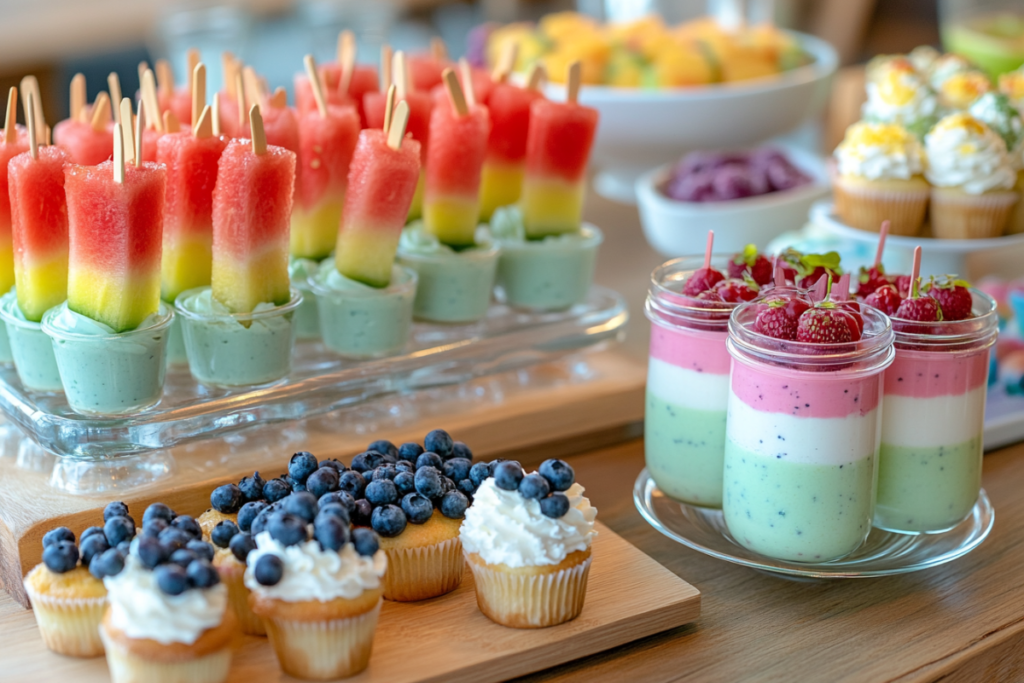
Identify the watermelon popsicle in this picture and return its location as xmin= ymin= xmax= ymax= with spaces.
xmin=521 ymin=62 xmax=598 ymax=238
xmin=53 ymin=90 xmax=114 ymax=165
xmin=422 ymin=68 xmax=490 ymax=247
xmin=0 ymin=88 xmax=28 ymax=299
xmin=410 ymin=38 xmax=452 ymax=92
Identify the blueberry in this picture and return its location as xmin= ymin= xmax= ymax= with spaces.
xmin=254 ymin=555 xmax=284 ymax=586
xmin=169 ymin=548 xmax=197 ymax=569
xmin=43 ymin=540 xmax=79 ymax=573
xmin=367 ymin=440 xmax=399 ymax=461
xmin=319 ymin=459 xmax=346 ymax=473
xmin=457 ymin=478 xmax=476 ymax=497
xmin=314 ymin=514 xmax=349 ymax=551
xmin=415 ymin=452 xmax=443 ymax=471
xmin=319 ymin=491 xmax=355 ymax=515
xmin=352 ymin=528 xmax=379 ymax=557
xmin=171 ymin=515 xmax=201 ymax=539
xmin=283 ymin=491 xmax=319 ymax=523
xmin=395 ymin=460 xmax=416 ymax=474
xmin=441 ymin=476 xmax=455 ymax=494
xmin=143 ymin=503 xmax=175 ymax=525
xmin=540 ymin=492 xmax=570 ymax=518
xmin=440 ymin=491 xmax=469 ymax=519
xmin=116 ymin=540 xmax=131 ymax=556
xmin=443 ymin=458 xmax=472 ymax=483
xmin=288 ymin=451 xmax=319 ymax=484
xmin=229 ymin=533 xmax=256 ymax=562
xmin=337 ymin=470 xmax=367 ymax=499
xmin=103 ymin=501 xmax=130 ymax=522
xmin=42 ymin=526 xmax=75 ymax=548
xmin=394 ymin=471 xmax=416 ymax=496
xmin=141 ymin=518 xmax=168 ymax=539
xmin=371 ymin=505 xmax=407 ymax=537
xmin=351 ymin=499 xmax=373 ymax=526
xmin=350 ymin=450 xmax=384 ymax=473
xmin=414 ymin=466 xmax=444 ymax=500
xmin=155 ymin=564 xmax=189 ymax=595
xmin=398 ymin=442 xmax=424 ymax=461
xmin=317 ymin=503 xmax=350 ymax=525
xmin=371 ymin=465 xmax=397 ymax=481
xmin=519 ymin=473 xmax=550 ymax=500
xmin=237 ymin=501 xmax=268 ymax=533
xmin=538 ymin=459 xmax=575 ymax=492
xmin=238 ymin=471 xmax=266 ymax=502
xmin=80 ymin=533 xmax=110 ymax=566
xmin=209 ymin=520 xmax=238 ymax=549
xmin=263 ymin=478 xmax=293 ymax=503
xmin=80 ymin=526 xmax=105 ymax=542
xmin=187 ymin=539 xmax=216 ymax=562
xmin=187 ymin=559 xmax=220 ymax=588
xmin=250 ymin=503 xmax=280 ymax=537
xmin=469 ymin=462 xmax=492 ymax=487
xmin=89 ymin=548 xmax=125 ymax=579
xmin=268 ymin=512 xmax=308 ymax=546
xmin=494 ymin=462 xmax=524 ymax=491
xmin=101 ymin=516 xmax=133 ymax=547
xmin=401 ymin=493 xmax=433 ymax=524
xmin=305 ymin=468 xmax=339 ymax=498
xmin=365 ymin=479 xmax=399 ymax=507
xmin=158 ymin=527 xmax=191 ymax=552
xmin=424 ymin=429 xmax=454 ymax=459
xmin=210 ymin=484 xmax=242 ymax=513
xmin=452 ymin=441 xmax=473 ymax=461
xmin=137 ymin=536 xmax=168 ymax=568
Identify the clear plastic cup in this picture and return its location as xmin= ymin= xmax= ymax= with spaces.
xmin=495 ymin=225 xmax=603 ymax=311
xmin=397 ymin=239 xmax=499 ymax=323
xmin=0 ymin=291 xmax=63 ymax=392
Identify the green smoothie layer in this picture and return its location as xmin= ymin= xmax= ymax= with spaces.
xmin=644 ymin=390 xmax=726 ymax=508
xmin=723 ymin=443 xmax=875 ymax=562
xmin=874 ymin=436 xmax=982 ymax=533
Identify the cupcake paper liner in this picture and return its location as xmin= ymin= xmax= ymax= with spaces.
xmin=383 ymin=535 xmax=464 ymax=602
xmin=263 ymin=600 xmax=381 ymax=681
xmin=99 ymin=627 xmax=233 ymax=683
xmin=218 ymin=563 xmax=266 ymax=636
xmin=467 ymin=554 xmax=591 ymax=629
xmin=833 ymin=177 xmax=930 ymax=236
xmin=23 ymin=585 xmax=106 ymax=658
xmin=930 ymin=187 xmax=1019 ymax=239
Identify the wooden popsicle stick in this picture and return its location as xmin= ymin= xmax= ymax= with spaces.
xmin=459 ymin=58 xmax=476 ymax=107
xmin=135 ymin=100 xmax=146 ymax=167
xmin=4 ymin=88 xmax=17 ymax=144
xmin=492 ymin=42 xmax=519 ymax=83
xmin=773 ymin=255 xmax=787 ymax=287
xmin=383 ymin=83 xmax=396 ymax=134
xmin=141 ymin=69 xmax=164 ymax=132
xmin=394 ymin=51 xmax=409 ymax=98
xmin=387 ymin=99 xmax=409 ymax=150
xmin=186 ymin=48 xmax=200 ymax=89
xmin=243 ymin=66 xmax=263 ymax=111
xmin=113 ymin=121 xmax=125 ymax=183
xmin=44 ymin=125 xmax=51 ymax=145
xmin=442 ymin=68 xmax=468 ymax=116
xmin=211 ymin=96 xmax=221 ymax=135
xmin=338 ymin=29 xmax=356 ymax=95
xmin=194 ymin=104 xmax=213 ymax=139
xmin=70 ymin=73 xmax=86 ymax=122
xmin=910 ymin=245 xmax=922 ymax=298
xmin=526 ymin=63 xmax=546 ymax=91
xmin=163 ymin=110 xmax=181 ymax=133
xmin=119 ymin=98 xmax=136 ymax=164
xmin=250 ymin=104 xmax=266 ymax=155
xmin=235 ymin=73 xmax=246 ymax=128
xmin=26 ymin=93 xmax=38 ymax=160
xmin=381 ymin=44 xmax=393 ymax=91
xmin=222 ymin=52 xmax=237 ymax=97
xmin=19 ymin=76 xmax=44 ymax=144
xmin=835 ymin=273 xmax=851 ymax=301
xmin=155 ymin=59 xmax=173 ymax=97
xmin=567 ymin=61 xmax=581 ymax=104
xmin=192 ymin=63 xmax=206 ymax=131
xmin=269 ymin=87 xmax=287 ymax=109
xmin=431 ymin=37 xmax=448 ymax=61
xmin=108 ymin=72 xmax=123 ymax=124
xmin=89 ymin=92 xmax=111 ymax=132
xmin=703 ymin=231 xmax=713 ymax=270
xmin=303 ymin=55 xmax=329 ymax=119
xmin=874 ymin=220 xmax=890 ymax=269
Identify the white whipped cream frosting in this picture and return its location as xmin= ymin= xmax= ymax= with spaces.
xmin=460 ymin=476 xmax=597 ymax=568
xmin=862 ymin=71 xmax=939 ymax=128
xmin=969 ymin=93 xmax=1024 ymax=169
xmin=925 ymin=114 xmax=1017 ymax=193
xmin=835 ymin=123 xmax=926 ymax=181
xmin=243 ymin=531 xmax=387 ymax=603
xmin=103 ymin=554 xmax=227 ymax=645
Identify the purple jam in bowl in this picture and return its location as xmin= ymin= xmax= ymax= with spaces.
xmin=663 ymin=148 xmax=812 ymax=202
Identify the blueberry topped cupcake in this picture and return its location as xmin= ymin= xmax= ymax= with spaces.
xmin=460 ymin=458 xmax=598 ymax=628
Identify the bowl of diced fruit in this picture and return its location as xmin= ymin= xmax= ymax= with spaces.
xmin=471 ymin=12 xmax=838 ymax=202
xmin=636 ymin=145 xmax=830 ymax=257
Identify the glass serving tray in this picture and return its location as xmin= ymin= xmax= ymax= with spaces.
xmin=0 ymin=287 xmax=627 ymax=459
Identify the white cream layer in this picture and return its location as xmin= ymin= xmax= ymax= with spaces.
xmin=881 ymin=385 xmax=986 ymax=447
xmin=647 ymin=357 xmax=730 ymax=410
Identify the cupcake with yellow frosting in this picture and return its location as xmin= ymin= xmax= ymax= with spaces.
xmin=833 ymin=121 xmax=930 ymax=235
xmin=969 ymin=93 xmax=1024 ymax=233
xmin=925 ymin=112 xmax=1019 ymax=238
xmin=938 ymin=71 xmax=992 ymax=110
xmin=861 ymin=65 xmax=940 ymax=138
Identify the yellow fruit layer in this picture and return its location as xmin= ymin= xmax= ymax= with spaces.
xmin=16 ymin=252 xmax=68 ymax=322
xmin=162 ymin=233 xmax=212 ymax=303
xmin=424 ymin=195 xmax=480 ymax=248
xmin=68 ymin=267 xmax=160 ymax=332
xmin=0 ymin=243 xmax=14 ymax=296
xmin=521 ymin=177 xmax=585 ymax=239
xmin=211 ymin=248 xmax=290 ymax=314
xmin=479 ymin=162 xmax=525 ymax=223
xmin=407 ymin=172 xmax=425 ymax=222
xmin=335 ymin=229 xmax=401 ymax=289
xmin=291 ymin=199 xmax=344 ymax=262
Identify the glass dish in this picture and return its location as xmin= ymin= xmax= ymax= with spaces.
xmin=634 ymin=469 xmax=994 ymax=578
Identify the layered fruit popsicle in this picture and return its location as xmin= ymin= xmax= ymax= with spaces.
xmin=0 ymin=88 xmax=29 ymax=297
xmin=478 ymin=77 xmax=544 ymax=221
xmin=422 ymin=69 xmax=490 ymax=247
xmin=53 ymin=92 xmax=114 ymax=165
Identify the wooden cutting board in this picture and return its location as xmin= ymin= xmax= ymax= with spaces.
xmin=0 ymin=522 xmax=700 ymax=683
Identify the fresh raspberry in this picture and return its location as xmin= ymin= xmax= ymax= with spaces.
xmin=856 ymin=265 xmax=888 ymax=298
xmin=683 ymin=267 xmax=725 ymax=296
xmin=893 ymin=274 xmax=912 ymax=298
xmin=864 ymin=284 xmax=902 ymax=316
xmin=693 ymin=289 xmax=724 ymax=307
xmin=796 ymin=306 xmax=854 ymax=344
xmin=925 ymin=277 xmax=973 ymax=321
xmin=753 ymin=296 xmax=810 ymax=340
xmin=895 ymin=295 xmax=942 ymax=322
xmin=727 ymin=246 xmax=773 ymax=286
xmin=714 ymin=278 xmax=759 ymax=302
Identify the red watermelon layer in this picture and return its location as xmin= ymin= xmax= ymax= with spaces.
xmin=484 ymin=82 xmax=544 ymax=165
xmin=295 ymin=64 xmax=378 ymax=125
xmin=53 ymin=119 xmax=115 ymax=166
xmin=342 ymin=130 xmax=421 ymax=230
xmin=363 ymin=90 xmax=434 ymax=163
xmin=409 ymin=54 xmax=451 ymax=93
xmin=524 ymin=100 xmax=598 ymax=184
xmin=296 ymin=104 xmax=360 ymax=211
xmin=425 ymin=102 xmax=490 ymax=197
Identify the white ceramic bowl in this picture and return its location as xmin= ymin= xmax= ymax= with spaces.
xmin=545 ymin=31 xmax=838 ymax=202
xmin=636 ymin=145 xmax=830 ymax=258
